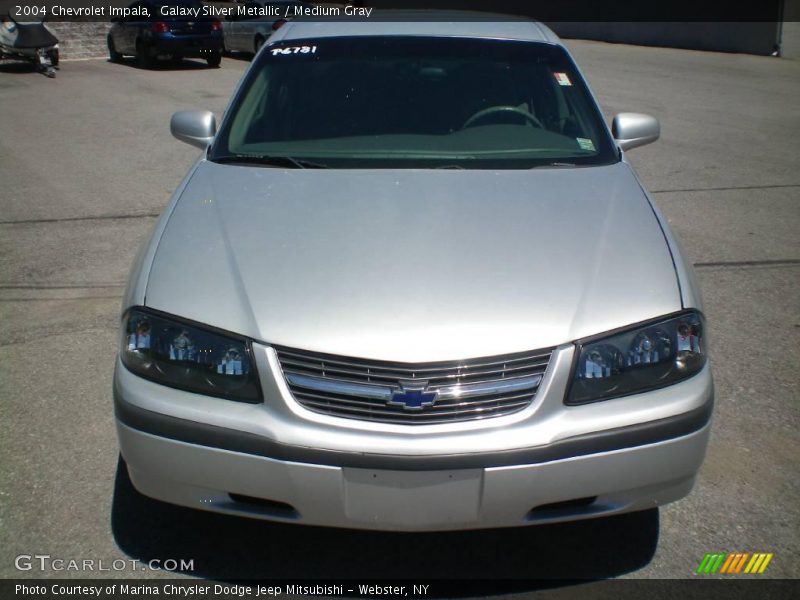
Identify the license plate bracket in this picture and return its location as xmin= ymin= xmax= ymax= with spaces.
xmin=343 ymin=468 xmax=483 ymax=528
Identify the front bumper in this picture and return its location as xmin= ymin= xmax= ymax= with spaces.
xmin=118 ymin=420 xmax=709 ymax=531
xmin=114 ymin=342 xmax=713 ymax=531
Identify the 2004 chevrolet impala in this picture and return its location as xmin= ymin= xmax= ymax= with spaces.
xmin=114 ymin=14 xmax=713 ymax=531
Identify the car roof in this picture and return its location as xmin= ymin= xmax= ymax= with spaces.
xmin=273 ymin=10 xmax=562 ymax=45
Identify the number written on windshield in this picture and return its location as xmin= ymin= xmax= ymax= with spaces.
xmin=270 ymin=45 xmax=318 ymax=56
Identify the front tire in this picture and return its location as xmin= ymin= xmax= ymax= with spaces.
xmin=135 ymin=40 xmax=153 ymax=69
xmin=107 ymin=35 xmax=122 ymax=63
xmin=206 ymin=51 xmax=222 ymax=68
xmin=253 ymin=35 xmax=265 ymax=55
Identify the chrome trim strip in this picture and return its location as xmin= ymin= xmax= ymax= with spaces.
xmin=285 ymin=373 xmax=393 ymax=400
xmin=436 ymin=374 xmax=543 ymax=400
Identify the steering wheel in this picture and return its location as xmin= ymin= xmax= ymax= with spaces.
xmin=462 ymin=105 xmax=544 ymax=129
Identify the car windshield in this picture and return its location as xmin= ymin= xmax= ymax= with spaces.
xmin=211 ymin=36 xmax=619 ymax=169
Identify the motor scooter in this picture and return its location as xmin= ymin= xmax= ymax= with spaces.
xmin=0 ymin=15 xmax=59 ymax=78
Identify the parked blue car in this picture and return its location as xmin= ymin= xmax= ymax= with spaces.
xmin=108 ymin=0 xmax=224 ymax=68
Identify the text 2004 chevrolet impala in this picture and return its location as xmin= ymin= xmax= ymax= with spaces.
xmin=114 ymin=15 xmax=712 ymax=531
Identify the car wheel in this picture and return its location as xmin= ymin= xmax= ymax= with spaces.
xmin=206 ymin=51 xmax=222 ymax=68
xmin=254 ymin=35 xmax=265 ymax=55
xmin=107 ymin=35 xmax=122 ymax=63
xmin=135 ymin=40 xmax=153 ymax=69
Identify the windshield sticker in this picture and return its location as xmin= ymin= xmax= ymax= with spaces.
xmin=576 ymin=138 xmax=596 ymax=151
xmin=554 ymin=72 xmax=572 ymax=86
xmin=270 ymin=45 xmax=318 ymax=56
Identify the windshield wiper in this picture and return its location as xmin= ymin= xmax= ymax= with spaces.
xmin=212 ymin=154 xmax=329 ymax=169
xmin=530 ymin=162 xmax=577 ymax=169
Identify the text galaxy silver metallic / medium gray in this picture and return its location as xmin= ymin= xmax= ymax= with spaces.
xmin=114 ymin=13 xmax=713 ymax=531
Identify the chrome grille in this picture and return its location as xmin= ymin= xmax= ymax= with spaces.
xmin=275 ymin=346 xmax=553 ymax=425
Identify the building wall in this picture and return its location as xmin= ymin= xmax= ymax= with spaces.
xmin=46 ymin=22 xmax=110 ymax=60
xmin=779 ymin=0 xmax=800 ymax=58
xmin=780 ymin=21 xmax=800 ymax=58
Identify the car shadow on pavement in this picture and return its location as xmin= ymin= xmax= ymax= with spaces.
xmin=223 ymin=52 xmax=254 ymax=62
xmin=0 ymin=61 xmax=44 ymax=75
xmin=107 ymin=58 xmax=217 ymax=71
xmin=111 ymin=457 xmax=659 ymax=591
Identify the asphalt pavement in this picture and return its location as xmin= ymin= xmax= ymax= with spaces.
xmin=0 ymin=41 xmax=798 ymax=588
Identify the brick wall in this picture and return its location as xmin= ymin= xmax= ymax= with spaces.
xmin=46 ymin=22 xmax=111 ymax=60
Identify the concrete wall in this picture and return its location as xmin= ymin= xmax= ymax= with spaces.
xmin=779 ymin=0 xmax=800 ymax=58
xmin=780 ymin=21 xmax=800 ymax=58
xmin=47 ymin=22 xmax=110 ymax=60
xmin=44 ymin=19 xmax=793 ymax=61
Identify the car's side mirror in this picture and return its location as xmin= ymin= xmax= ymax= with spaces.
xmin=612 ymin=113 xmax=660 ymax=152
xmin=170 ymin=110 xmax=216 ymax=149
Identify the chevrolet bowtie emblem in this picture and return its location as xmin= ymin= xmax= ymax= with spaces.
xmin=387 ymin=383 xmax=438 ymax=411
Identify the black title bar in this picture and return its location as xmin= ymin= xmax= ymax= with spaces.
xmin=0 ymin=0 xmax=794 ymax=23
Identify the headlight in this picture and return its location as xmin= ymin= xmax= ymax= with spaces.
xmin=120 ymin=308 xmax=261 ymax=403
xmin=566 ymin=311 xmax=706 ymax=405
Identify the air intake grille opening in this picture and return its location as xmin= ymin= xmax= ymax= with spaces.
xmin=529 ymin=496 xmax=598 ymax=515
xmin=228 ymin=493 xmax=298 ymax=518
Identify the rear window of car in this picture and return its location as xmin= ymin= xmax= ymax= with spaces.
xmin=211 ymin=36 xmax=619 ymax=169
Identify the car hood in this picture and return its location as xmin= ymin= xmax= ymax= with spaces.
xmin=145 ymin=161 xmax=680 ymax=362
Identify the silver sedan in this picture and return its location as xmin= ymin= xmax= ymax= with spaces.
xmin=114 ymin=15 xmax=713 ymax=531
